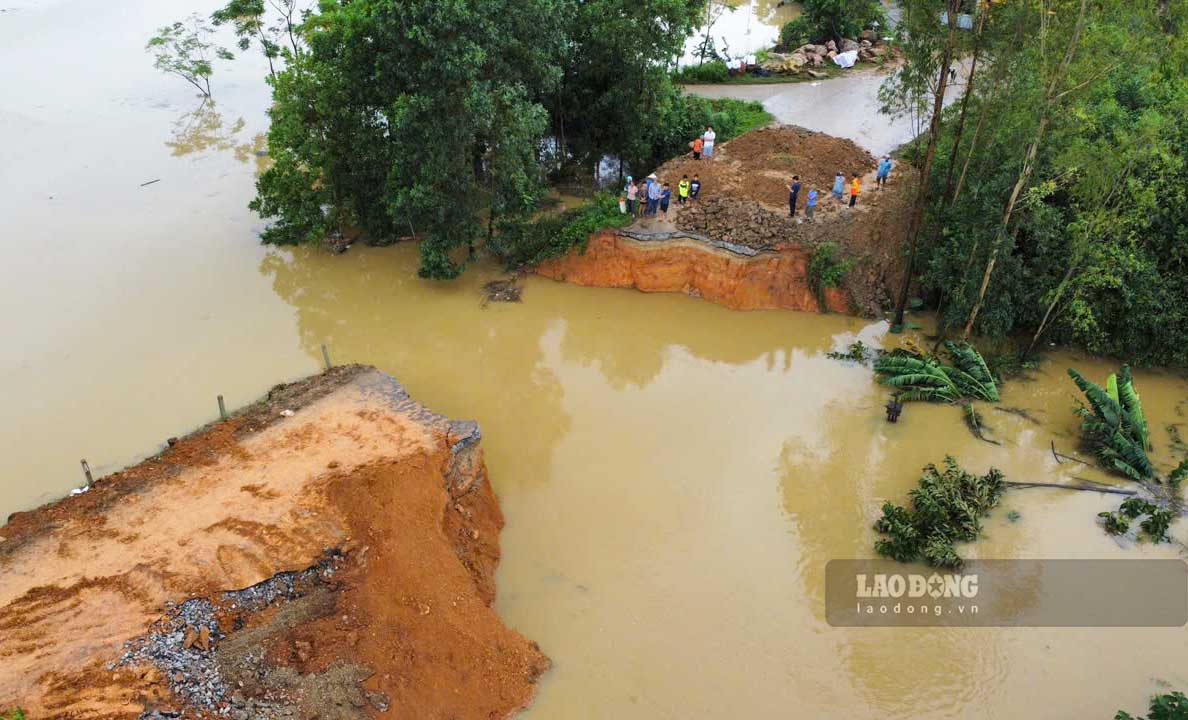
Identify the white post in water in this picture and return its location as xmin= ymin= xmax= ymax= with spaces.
xmin=322 ymin=344 xmax=333 ymax=371
xmin=218 ymin=395 xmax=227 ymax=421
xmin=80 ymin=459 xmax=94 ymax=488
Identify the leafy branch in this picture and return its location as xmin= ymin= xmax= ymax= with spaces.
xmin=146 ymin=14 xmax=234 ymax=98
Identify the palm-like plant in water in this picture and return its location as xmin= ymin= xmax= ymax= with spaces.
xmin=874 ymin=341 xmax=999 ymax=403
xmin=874 ymin=456 xmax=1006 ymax=569
xmin=1068 ymin=365 xmax=1160 ymax=482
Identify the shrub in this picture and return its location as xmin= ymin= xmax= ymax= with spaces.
xmin=874 ymin=457 xmax=1006 ymax=569
xmin=493 ymin=192 xmax=632 ymax=268
xmin=807 ymin=242 xmax=854 ymax=310
xmin=1068 ymin=366 xmax=1159 ymax=482
xmin=672 ymin=60 xmax=729 ymax=84
xmin=1115 ymin=691 xmax=1188 ymax=720
xmin=779 ymin=18 xmax=813 ymax=49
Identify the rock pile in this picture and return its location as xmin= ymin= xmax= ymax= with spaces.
xmin=676 ymin=198 xmax=806 ymax=250
xmin=761 ymin=35 xmax=889 ymax=76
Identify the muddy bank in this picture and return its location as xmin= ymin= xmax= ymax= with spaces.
xmin=537 ymin=229 xmax=850 ymax=312
xmin=0 ymin=366 xmax=547 ymax=719
xmin=537 ymin=126 xmax=913 ymax=315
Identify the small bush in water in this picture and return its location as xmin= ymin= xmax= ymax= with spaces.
xmin=1115 ymin=690 xmax=1188 ymax=720
xmin=874 ymin=456 xmax=1005 ymax=569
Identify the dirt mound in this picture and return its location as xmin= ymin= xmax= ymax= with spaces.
xmin=0 ymin=367 xmax=547 ymax=719
xmin=656 ymin=125 xmax=875 ymax=212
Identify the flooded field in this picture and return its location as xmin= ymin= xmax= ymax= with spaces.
xmin=3 ymin=1 xmax=1188 ymax=718
xmin=681 ymin=0 xmax=800 ymax=64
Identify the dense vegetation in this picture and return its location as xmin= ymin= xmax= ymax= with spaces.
xmin=197 ymin=0 xmax=777 ymax=278
xmin=875 ymin=341 xmax=999 ymax=403
xmin=1068 ymin=365 xmax=1188 ymax=484
xmin=885 ymin=0 xmax=1188 ymax=365
xmin=779 ymin=0 xmax=886 ymax=49
xmin=874 ymin=456 xmax=1005 ymax=568
xmin=1116 ymin=691 xmax=1188 ymax=720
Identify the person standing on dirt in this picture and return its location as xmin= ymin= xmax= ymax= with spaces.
xmin=849 ymin=173 xmax=862 ymax=208
xmin=678 ymin=175 xmax=691 ymax=205
xmin=692 ymin=136 xmax=703 ymax=161
xmin=876 ymin=155 xmax=893 ymax=189
xmin=625 ymin=177 xmax=638 ymax=216
xmin=805 ymin=187 xmax=818 ymax=221
xmin=646 ymin=173 xmax=662 ymax=216
xmin=787 ymin=175 xmax=801 ymax=217
xmin=702 ymin=126 xmax=716 ymax=160
xmin=660 ymin=183 xmax=673 ymax=219
xmin=690 ymin=175 xmax=702 ymax=202
xmin=832 ymin=171 xmax=846 ymax=204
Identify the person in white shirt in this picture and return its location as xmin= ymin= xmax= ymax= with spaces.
xmin=702 ymin=126 xmax=716 ymax=159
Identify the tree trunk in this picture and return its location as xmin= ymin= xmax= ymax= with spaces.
xmin=943 ymin=2 xmax=988 ymax=201
xmin=951 ymin=97 xmax=988 ymax=206
xmin=891 ymin=0 xmax=962 ymax=329
xmin=1024 ymin=262 xmax=1077 ymax=356
xmin=961 ymin=0 xmax=1090 ymax=340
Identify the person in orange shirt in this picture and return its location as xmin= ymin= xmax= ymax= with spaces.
xmin=692 ymin=136 xmax=704 ymax=160
xmin=849 ymin=173 xmax=861 ymax=208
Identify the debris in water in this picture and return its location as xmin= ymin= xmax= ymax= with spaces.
xmin=140 ymin=179 xmax=161 ymax=187
xmin=884 ymin=395 xmax=903 ymax=423
xmin=481 ymin=276 xmax=524 ymax=307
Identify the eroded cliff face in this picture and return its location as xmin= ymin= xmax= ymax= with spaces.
xmin=536 ymin=232 xmax=851 ymax=314
xmin=535 ymin=126 xmax=913 ymax=316
xmin=0 ymin=366 xmax=548 ymax=720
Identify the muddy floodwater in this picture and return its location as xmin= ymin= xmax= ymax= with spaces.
xmin=681 ymin=0 xmax=801 ymax=64
xmin=3 ymin=1 xmax=1188 ymax=718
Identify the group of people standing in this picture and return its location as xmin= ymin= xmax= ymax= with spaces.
xmin=692 ymin=126 xmax=716 ymax=160
xmin=788 ymin=154 xmax=894 ymax=219
xmin=624 ymin=173 xmax=703 ymax=220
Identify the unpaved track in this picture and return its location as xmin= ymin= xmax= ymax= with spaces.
xmin=0 ymin=366 xmax=547 ymax=719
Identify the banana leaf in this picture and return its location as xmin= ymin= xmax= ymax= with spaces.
xmin=1106 ymin=373 xmax=1119 ymax=405
xmin=1118 ymin=365 xmax=1149 ymax=450
xmin=1068 ymin=368 xmax=1122 ymax=429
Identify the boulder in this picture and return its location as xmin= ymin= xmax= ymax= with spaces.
xmin=841 ymin=38 xmax=860 ymax=53
xmin=826 ymin=40 xmax=838 ymax=53
xmin=860 ymin=39 xmax=872 ymax=48
xmin=860 ymin=29 xmax=876 ymax=41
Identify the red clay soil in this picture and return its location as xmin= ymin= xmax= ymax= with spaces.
xmin=0 ymin=366 xmax=547 ymax=720
xmin=657 ymin=125 xmax=876 ymax=212
xmin=538 ymin=232 xmax=850 ymax=313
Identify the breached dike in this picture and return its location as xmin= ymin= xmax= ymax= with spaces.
xmin=537 ymin=229 xmax=851 ymax=313
xmin=535 ymin=126 xmax=913 ymax=316
xmin=0 ymin=366 xmax=548 ymax=719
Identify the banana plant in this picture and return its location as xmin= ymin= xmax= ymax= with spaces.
xmin=873 ymin=342 xmax=999 ymax=404
xmin=1068 ymin=366 xmax=1160 ymax=482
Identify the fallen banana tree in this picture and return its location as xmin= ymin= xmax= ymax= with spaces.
xmin=874 ymin=456 xmax=1006 ymax=569
xmin=1067 ymin=366 xmax=1188 ymax=485
xmin=1067 ymin=365 xmax=1186 ymax=542
xmin=873 ymin=341 xmax=1000 ymax=442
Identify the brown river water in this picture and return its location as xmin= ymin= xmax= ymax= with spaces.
xmin=3 ymin=1 xmax=1188 ymax=718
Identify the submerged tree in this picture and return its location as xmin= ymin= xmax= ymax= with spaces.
xmin=875 ymin=456 xmax=1006 ymax=568
xmin=875 ymin=341 xmax=999 ymax=403
xmin=1067 ymin=365 xmax=1188 ymax=484
xmin=146 ymin=14 xmax=234 ymax=98
xmin=249 ymin=0 xmax=565 ymax=278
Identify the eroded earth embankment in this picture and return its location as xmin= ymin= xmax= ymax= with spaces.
xmin=537 ymin=126 xmax=914 ymax=315
xmin=0 ymin=365 xmax=548 ymax=719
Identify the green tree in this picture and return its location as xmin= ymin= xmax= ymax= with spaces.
xmin=211 ymin=0 xmax=281 ymax=78
xmin=146 ymin=14 xmax=234 ymax=98
xmin=549 ymin=0 xmax=704 ymax=175
xmin=250 ymin=0 xmax=564 ymax=278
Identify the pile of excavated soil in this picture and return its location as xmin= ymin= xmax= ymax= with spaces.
xmin=656 ymin=125 xmax=876 ymax=215
xmin=0 ymin=366 xmax=547 ymax=720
